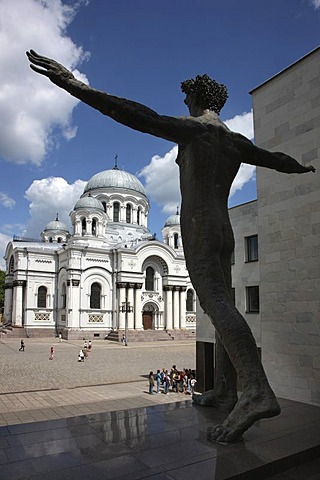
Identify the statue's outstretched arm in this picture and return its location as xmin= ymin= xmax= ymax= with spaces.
xmin=234 ymin=132 xmax=316 ymax=174
xmin=26 ymin=50 xmax=204 ymax=145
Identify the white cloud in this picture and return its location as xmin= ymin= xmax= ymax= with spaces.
xmin=0 ymin=232 xmax=12 ymax=270
xmin=311 ymin=0 xmax=320 ymax=9
xmin=139 ymin=111 xmax=256 ymax=214
xmin=24 ymin=177 xmax=86 ymax=237
xmin=0 ymin=193 xmax=16 ymax=209
xmin=0 ymin=0 xmax=89 ymax=165
xmin=224 ymin=110 xmax=254 ymax=140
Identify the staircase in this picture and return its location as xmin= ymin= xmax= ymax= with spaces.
xmin=105 ymin=329 xmax=196 ymax=343
xmin=0 ymin=323 xmax=28 ymax=338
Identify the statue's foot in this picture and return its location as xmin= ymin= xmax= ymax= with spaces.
xmin=207 ymin=387 xmax=281 ymax=444
xmin=192 ymin=389 xmax=237 ymax=414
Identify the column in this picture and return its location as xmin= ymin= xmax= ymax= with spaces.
xmin=164 ymin=286 xmax=173 ymax=330
xmin=134 ymin=283 xmax=143 ymax=329
xmin=118 ymin=283 xmax=126 ymax=329
xmin=179 ymin=287 xmax=187 ymax=329
xmin=173 ymin=287 xmax=179 ymax=329
xmin=12 ymin=280 xmax=25 ymax=326
xmin=127 ymin=284 xmax=135 ymax=329
xmin=4 ymin=283 xmax=13 ymax=323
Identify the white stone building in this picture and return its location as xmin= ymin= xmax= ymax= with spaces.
xmin=3 ymin=166 xmax=196 ymax=339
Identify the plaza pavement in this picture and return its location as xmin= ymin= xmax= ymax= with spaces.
xmin=0 ymin=337 xmax=196 ymax=427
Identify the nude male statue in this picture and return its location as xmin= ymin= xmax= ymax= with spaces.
xmin=26 ymin=50 xmax=315 ymax=443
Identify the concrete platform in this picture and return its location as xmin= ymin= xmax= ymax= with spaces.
xmin=0 ymin=394 xmax=319 ymax=480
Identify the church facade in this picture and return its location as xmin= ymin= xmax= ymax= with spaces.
xmin=3 ymin=167 xmax=196 ymax=339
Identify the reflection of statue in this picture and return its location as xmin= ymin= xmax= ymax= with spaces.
xmin=27 ymin=50 xmax=315 ymax=443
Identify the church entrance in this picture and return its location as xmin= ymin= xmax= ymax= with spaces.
xmin=142 ymin=311 xmax=153 ymax=330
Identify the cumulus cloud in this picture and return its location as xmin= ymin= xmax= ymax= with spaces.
xmin=0 ymin=232 xmax=13 ymax=270
xmin=224 ymin=110 xmax=254 ymax=140
xmin=311 ymin=0 xmax=320 ymax=9
xmin=0 ymin=193 xmax=16 ymax=209
xmin=139 ymin=111 xmax=256 ymax=214
xmin=0 ymin=0 xmax=89 ymax=165
xmin=24 ymin=177 xmax=86 ymax=237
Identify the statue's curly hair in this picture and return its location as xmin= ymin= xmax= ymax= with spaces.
xmin=181 ymin=74 xmax=228 ymax=114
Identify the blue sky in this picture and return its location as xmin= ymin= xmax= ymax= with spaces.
xmin=0 ymin=0 xmax=319 ymax=268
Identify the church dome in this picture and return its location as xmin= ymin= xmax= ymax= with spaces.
xmin=74 ymin=194 xmax=104 ymax=211
xmin=164 ymin=213 xmax=180 ymax=227
xmin=84 ymin=167 xmax=146 ymax=196
xmin=44 ymin=216 xmax=69 ymax=232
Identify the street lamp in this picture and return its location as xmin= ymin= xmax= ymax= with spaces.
xmin=120 ymin=294 xmax=133 ymax=346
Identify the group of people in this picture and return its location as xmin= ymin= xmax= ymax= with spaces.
xmin=78 ymin=339 xmax=92 ymax=362
xmin=148 ymin=365 xmax=197 ymax=395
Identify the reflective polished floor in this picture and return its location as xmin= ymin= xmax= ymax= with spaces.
xmin=0 ymin=396 xmax=319 ymax=480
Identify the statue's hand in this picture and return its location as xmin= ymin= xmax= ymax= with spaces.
xmin=305 ymin=165 xmax=316 ymax=173
xmin=26 ymin=50 xmax=74 ymax=87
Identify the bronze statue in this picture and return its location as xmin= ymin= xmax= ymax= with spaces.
xmin=26 ymin=50 xmax=315 ymax=443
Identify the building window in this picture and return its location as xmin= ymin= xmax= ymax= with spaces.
xmin=90 ymin=282 xmax=101 ymax=309
xmin=9 ymin=256 xmax=14 ymax=273
xmin=113 ymin=202 xmax=120 ymax=222
xmin=246 ymin=286 xmax=260 ymax=313
xmin=174 ymin=233 xmax=179 ymax=249
xmin=145 ymin=267 xmax=155 ymax=291
xmin=231 ymin=288 xmax=235 ymax=305
xmin=102 ymin=201 xmax=107 ymax=213
xmin=37 ymin=286 xmax=47 ymax=308
xmin=82 ymin=218 xmax=86 ymax=235
xmin=246 ymin=235 xmax=258 ymax=262
xmin=92 ymin=218 xmax=97 ymax=235
xmin=61 ymin=283 xmax=66 ymax=309
xmin=137 ymin=207 xmax=141 ymax=225
xmin=126 ymin=204 xmax=132 ymax=223
xmin=186 ymin=289 xmax=194 ymax=312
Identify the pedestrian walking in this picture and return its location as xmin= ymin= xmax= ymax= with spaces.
xmin=58 ymin=332 xmax=62 ymax=342
xmin=190 ymin=377 xmax=197 ymax=395
xmin=49 ymin=346 xmax=54 ymax=360
xmin=156 ymin=369 xmax=161 ymax=393
xmin=19 ymin=339 xmax=25 ymax=352
xmin=148 ymin=371 xmax=154 ymax=395
xmin=78 ymin=349 xmax=85 ymax=362
xmin=88 ymin=340 xmax=92 ymax=351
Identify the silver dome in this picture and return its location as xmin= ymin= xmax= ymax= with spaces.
xmin=44 ymin=218 xmax=69 ymax=232
xmin=74 ymin=195 xmax=104 ymax=211
xmin=84 ymin=168 xmax=146 ymax=196
xmin=164 ymin=214 xmax=180 ymax=227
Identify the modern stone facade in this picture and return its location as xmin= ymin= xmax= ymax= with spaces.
xmin=196 ymin=47 xmax=320 ymax=405
xmin=252 ymin=46 xmax=320 ymax=405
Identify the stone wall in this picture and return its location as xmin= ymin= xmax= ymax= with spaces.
xmin=252 ymin=47 xmax=320 ymax=405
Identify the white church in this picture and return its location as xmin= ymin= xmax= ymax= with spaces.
xmin=3 ymin=164 xmax=196 ymax=340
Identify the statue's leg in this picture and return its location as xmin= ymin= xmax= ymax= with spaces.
xmin=185 ymin=221 xmax=280 ymax=443
xmin=193 ymin=335 xmax=238 ymax=413
xmin=193 ymin=230 xmax=238 ymax=412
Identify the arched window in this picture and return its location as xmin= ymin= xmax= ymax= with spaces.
xmin=126 ymin=204 xmax=132 ymax=223
xmin=9 ymin=256 xmax=14 ymax=274
xmin=174 ymin=233 xmax=179 ymax=249
xmin=92 ymin=218 xmax=97 ymax=235
xmin=57 ymin=237 xmax=62 ymax=243
xmin=186 ymin=289 xmax=194 ymax=312
xmin=90 ymin=282 xmax=101 ymax=309
xmin=101 ymin=201 xmax=107 ymax=213
xmin=37 ymin=286 xmax=47 ymax=308
xmin=113 ymin=202 xmax=120 ymax=222
xmin=49 ymin=237 xmax=53 ymax=243
xmin=137 ymin=207 xmax=141 ymax=225
xmin=145 ymin=267 xmax=155 ymax=291
xmin=82 ymin=218 xmax=86 ymax=235
xmin=61 ymin=283 xmax=66 ymax=309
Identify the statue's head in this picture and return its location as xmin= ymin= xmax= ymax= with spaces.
xmin=181 ymin=74 xmax=228 ymax=114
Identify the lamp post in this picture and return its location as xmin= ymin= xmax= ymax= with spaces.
xmin=120 ymin=293 xmax=133 ymax=346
